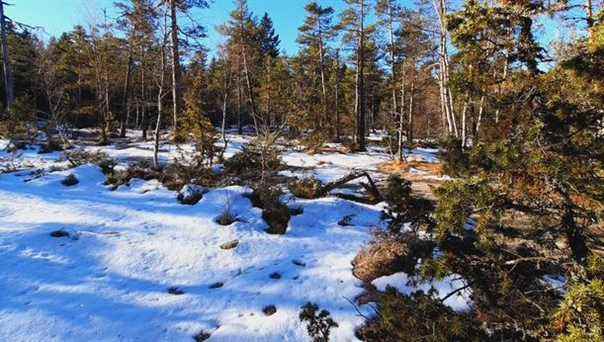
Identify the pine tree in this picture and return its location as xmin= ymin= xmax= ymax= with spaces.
xmin=159 ymin=0 xmax=209 ymax=142
xmin=257 ymin=13 xmax=280 ymax=126
xmin=219 ymin=0 xmax=260 ymax=133
xmin=298 ymin=2 xmax=336 ymax=133
xmin=340 ymin=0 xmax=373 ymax=151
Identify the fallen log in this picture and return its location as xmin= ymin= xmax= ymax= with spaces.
xmin=320 ymin=171 xmax=383 ymax=202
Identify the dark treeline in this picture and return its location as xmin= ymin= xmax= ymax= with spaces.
xmin=0 ymin=0 xmax=600 ymax=154
xmin=0 ymin=0 xmax=447 ymax=153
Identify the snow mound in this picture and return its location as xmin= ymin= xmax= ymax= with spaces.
xmin=27 ymin=164 xmax=106 ymax=188
xmin=372 ymin=272 xmax=472 ymax=312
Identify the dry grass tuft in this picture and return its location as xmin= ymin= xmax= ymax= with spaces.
xmin=352 ymin=231 xmax=434 ymax=283
xmin=378 ymin=160 xmax=444 ymax=176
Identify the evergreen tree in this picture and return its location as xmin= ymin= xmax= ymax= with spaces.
xmin=298 ymin=2 xmax=336 ymax=134
xmin=340 ymin=0 xmax=374 ymax=150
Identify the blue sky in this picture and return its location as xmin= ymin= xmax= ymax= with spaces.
xmin=5 ymin=0 xmax=350 ymax=55
xmin=5 ymin=0 xmax=566 ymax=57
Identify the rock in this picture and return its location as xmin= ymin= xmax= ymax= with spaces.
xmin=167 ymin=286 xmax=185 ymax=295
xmin=50 ymin=229 xmax=79 ymax=240
xmin=292 ymin=259 xmax=306 ymax=267
xmin=193 ymin=330 xmax=211 ymax=341
xmin=177 ymin=184 xmax=207 ymax=205
xmin=220 ymin=240 xmax=239 ymax=250
xmin=262 ymin=305 xmax=277 ymax=316
xmin=61 ymin=174 xmax=79 ymax=187
xmin=269 ymin=272 xmax=281 ymax=280
xmin=338 ymin=214 xmax=355 ymax=227
xmin=209 ymin=282 xmax=224 ymax=289
xmin=50 ymin=230 xmax=70 ymax=238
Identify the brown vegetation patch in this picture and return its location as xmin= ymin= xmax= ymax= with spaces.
xmin=378 ymin=161 xmax=445 ymax=201
xmin=378 ymin=160 xmax=444 ymax=176
xmin=352 ymin=231 xmax=434 ymax=283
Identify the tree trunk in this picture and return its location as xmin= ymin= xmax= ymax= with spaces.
xmin=266 ymin=55 xmax=273 ymax=127
xmin=433 ymin=0 xmax=456 ymax=137
xmin=334 ymin=49 xmax=341 ymax=142
xmin=319 ymin=36 xmax=328 ymax=131
xmin=237 ymin=74 xmax=242 ymax=134
xmin=141 ymin=47 xmax=148 ymax=140
xmin=241 ymin=44 xmax=259 ymax=133
xmin=222 ymin=91 xmax=228 ymax=145
xmin=387 ymin=3 xmax=397 ymax=116
xmin=461 ymin=96 xmax=468 ymax=149
xmin=397 ymin=62 xmax=406 ymax=161
xmin=475 ymin=95 xmax=485 ymax=142
xmin=120 ymin=51 xmax=133 ymax=138
xmin=355 ymin=0 xmax=366 ymax=151
xmin=154 ymin=41 xmax=167 ymax=170
xmin=135 ymin=101 xmax=140 ymax=128
xmin=408 ymin=81 xmax=414 ymax=146
xmin=0 ymin=1 xmax=14 ymax=112
xmin=586 ymin=0 xmax=594 ymax=30
xmin=221 ymin=56 xmax=230 ymax=146
xmin=169 ymin=0 xmax=182 ymax=140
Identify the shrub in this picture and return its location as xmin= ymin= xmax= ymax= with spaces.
xmin=224 ymin=146 xmax=281 ymax=180
xmin=61 ymin=174 xmax=79 ymax=186
xmin=263 ymin=203 xmax=290 ymax=234
xmin=441 ymin=136 xmax=469 ymax=177
xmin=247 ymin=185 xmax=283 ymax=209
xmin=215 ymin=194 xmax=239 ymax=225
xmin=299 ymin=302 xmax=339 ymax=342
xmin=383 ymin=175 xmax=435 ymax=233
xmin=164 ymin=161 xmax=218 ymax=191
xmin=585 ymin=254 xmax=604 ymax=280
xmin=65 ymin=150 xmax=116 ymax=174
xmin=552 ymin=280 xmax=604 ymax=341
xmin=0 ymin=95 xmax=36 ymax=142
xmin=224 ymin=133 xmax=282 ymax=180
xmin=38 ymin=136 xmax=67 ymax=154
xmin=434 ymin=177 xmax=495 ymax=242
xmin=183 ymin=115 xmax=222 ymax=167
xmin=251 ymin=184 xmax=291 ymax=234
xmin=356 ymin=287 xmax=486 ymax=341
xmin=216 ymin=212 xmax=237 ymax=225
xmin=263 ymin=305 xmax=277 ymax=316
xmin=103 ymin=159 xmax=217 ymax=192
xmin=301 ymin=131 xmax=328 ymax=154
xmin=288 ymin=177 xmax=324 ymax=199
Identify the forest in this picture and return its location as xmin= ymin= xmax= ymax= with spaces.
xmin=0 ymin=0 xmax=602 ymax=341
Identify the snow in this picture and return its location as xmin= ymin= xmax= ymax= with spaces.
xmin=372 ymin=272 xmax=473 ymax=312
xmin=541 ymin=275 xmax=567 ymax=294
xmin=0 ymin=133 xmax=443 ymax=341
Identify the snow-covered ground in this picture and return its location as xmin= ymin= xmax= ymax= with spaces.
xmin=0 ymin=133 xmax=447 ymax=341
